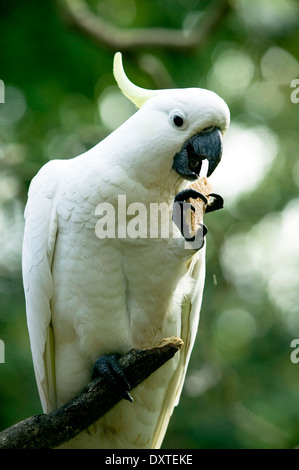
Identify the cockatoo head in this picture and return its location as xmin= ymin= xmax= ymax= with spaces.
xmin=113 ymin=53 xmax=230 ymax=187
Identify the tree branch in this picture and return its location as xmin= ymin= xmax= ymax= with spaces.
xmin=57 ymin=0 xmax=231 ymax=51
xmin=0 ymin=336 xmax=183 ymax=449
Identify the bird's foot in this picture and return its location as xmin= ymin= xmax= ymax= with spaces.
xmin=92 ymin=354 xmax=133 ymax=403
xmin=173 ymin=189 xmax=208 ymax=248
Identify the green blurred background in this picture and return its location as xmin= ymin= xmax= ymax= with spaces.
xmin=0 ymin=0 xmax=299 ymax=449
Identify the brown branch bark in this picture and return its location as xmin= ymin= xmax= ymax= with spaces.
xmin=0 ymin=336 xmax=183 ymax=449
xmin=57 ymin=0 xmax=231 ymax=51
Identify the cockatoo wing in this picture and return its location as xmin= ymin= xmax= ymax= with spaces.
xmin=151 ymin=247 xmax=206 ymax=448
xmin=22 ymin=161 xmax=60 ymax=413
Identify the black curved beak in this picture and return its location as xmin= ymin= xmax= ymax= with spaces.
xmin=172 ymin=127 xmax=223 ymax=181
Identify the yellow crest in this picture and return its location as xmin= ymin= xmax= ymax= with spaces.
xmin=113 ymin=52 xmax=157 ymax=109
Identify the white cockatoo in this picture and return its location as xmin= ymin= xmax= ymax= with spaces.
xmin=22 ymin=53 xmax=230 ymax=449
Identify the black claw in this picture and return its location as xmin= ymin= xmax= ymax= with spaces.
xmin=123 ymin=390 xmax=134 ymax=403
xmin=92 ymin=354 xmax=133 ymax=403
xmin=202 ymin=223 xmax=208 ymax=237
xmin=205 ymin=193 xmax=224 ymax=213
xmin=174 ymin=189 xmax=208 ymax=205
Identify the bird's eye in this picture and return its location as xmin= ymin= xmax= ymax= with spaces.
xmin=173 ymin=115 xmax=184 ymax=127
xmin=169 ymin=111 xmax=187 ymax=130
